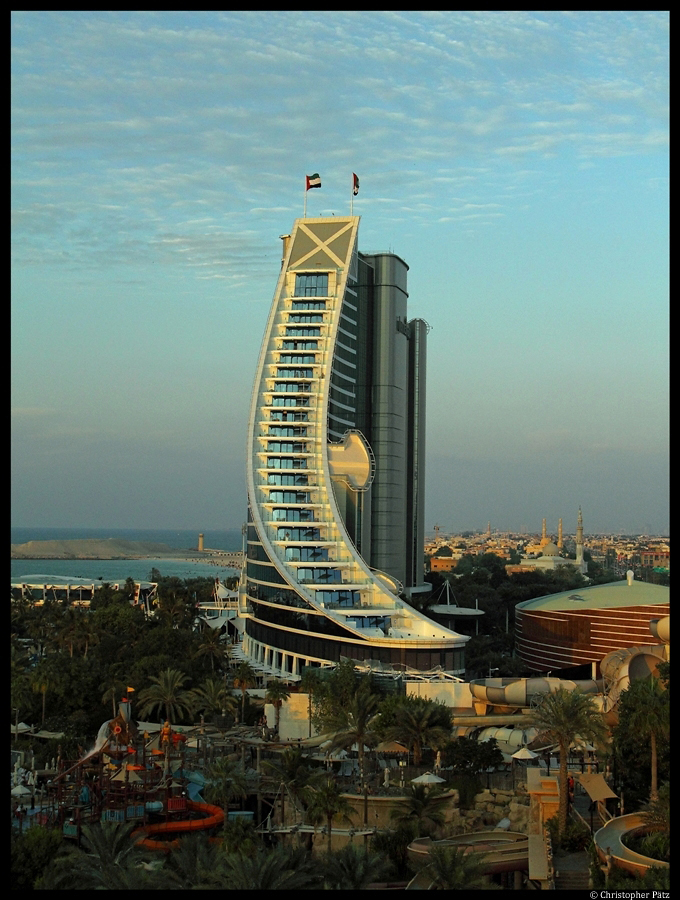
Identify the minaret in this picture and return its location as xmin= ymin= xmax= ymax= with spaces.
xmin=557 ymin=519 xmax=563 ymax=550
xmin=575 ymin=507 xmax=584 ymax=566
xmin=541 ymin=518 xmax=547 ymax=542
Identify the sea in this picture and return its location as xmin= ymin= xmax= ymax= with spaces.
xmin=11 ymin=528 xmax=243 ymax=584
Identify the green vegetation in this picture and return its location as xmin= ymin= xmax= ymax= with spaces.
xmin=11 ymin=575 xmax=235 ymax=764
xmin=530 ymin=688 xmax=607 ymax=836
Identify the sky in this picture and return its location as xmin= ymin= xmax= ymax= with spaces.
xmin=11 ymin=11 xmax=669 ymax=536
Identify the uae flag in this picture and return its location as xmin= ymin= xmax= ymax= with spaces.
xmin=306 ymin=173 xmax=321 ymax=190
xmin=353 ymin=173 xmax=360 ymax=196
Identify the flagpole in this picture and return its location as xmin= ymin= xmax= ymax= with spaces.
xmin=304 ymin=180 xmax=307 ymax=218
xmin=350 ymin=174 xmax=353 ymax=216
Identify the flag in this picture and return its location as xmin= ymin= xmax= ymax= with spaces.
xmin=353 ymin=173 xmax=360 ymax=196
xmin=306 ymin=173 xmax=321 ymax=190
xmin=126 ymin=686 xmax=135 ymax=692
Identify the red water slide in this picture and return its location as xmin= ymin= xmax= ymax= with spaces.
xmin=132 ymin=800 xmax=224 ymax=852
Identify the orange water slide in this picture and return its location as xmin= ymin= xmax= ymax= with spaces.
xmin=132 ymin=800 xmax=224 ymax=852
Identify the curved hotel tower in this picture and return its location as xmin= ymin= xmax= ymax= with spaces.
xmin=241 ymin=216 xmax=467 ymax=678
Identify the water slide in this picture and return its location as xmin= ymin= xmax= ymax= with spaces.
xmin=469 ymin=676 xmax=602 ymax=708
xmin=132 ymin=799 xmax=224 ymax=852
xmin=593 ymin=814 xmax=669 ymax=877
xmin=406 ymin=831 xmax=529 ymax=888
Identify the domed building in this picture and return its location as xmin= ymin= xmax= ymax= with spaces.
xmin=515 ymin=574 xmax=670 ymax=674
xmin=508 ymin=509 xmax=588 ymax=576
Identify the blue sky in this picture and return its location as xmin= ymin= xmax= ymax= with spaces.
xmin=11 ymin=11 xmax=669 ymax=535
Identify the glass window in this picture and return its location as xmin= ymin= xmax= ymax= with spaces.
xmin=272 ymin=382 xmax=312 ymax=393
xmin=282 ymin=340 xmax=318 ymax=350
xmin=294 ymin=273 xmax=328 ymax=297
xmin=272 ymin=508 xmax=314 ymax=522
xmin=286 ymin=326 xmax=321 ymax=336
xmin=267 ymin=457 xmax=308 ymax=469
xmin=276 ymin=367 xmax=314 ymax=378
xmin=276 ymin=526 xmax=321 ymax=540
xmin=278 ymin=354 xmax=316 ymax=364
xmin=268 ymin=426 xmax=307 ymax=437
xmin=285 ymin=546 xmax=328 ymax=562
xmin=268 ymin=473 xmax=309 ymax=486
xmin=271 ymin=396 xmax=310 ymax=407
xmin=288 ymin=314 xmax=323 ymax=324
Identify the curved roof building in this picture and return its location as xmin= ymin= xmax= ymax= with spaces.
xmin=515 ymin=576 xmax=670 ymax=673
xmin=240 ymin=216 xmax=467 ymax=679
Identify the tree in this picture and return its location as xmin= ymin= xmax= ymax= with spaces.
xmin=232 ymin=660 xmax=257 ymax=724
xmin=265 ymin=679 xmax=291 ymax=734
xmin=137 ymin=668 xmax=193 ymax=724
xmin=615 ymin=676 xmax=669 ymax=802
xmin=163 ymin=832 xmax=225 ymax=889
xmin=371 ymin=822 xmax=417 ymax=880
xmin=383 ymin=697 xmax=451 ymax=767
xmin=390 ymin=783 xmax=448 ymax=838
xmin=190 ymin=676 xmax=237 ymax=721
xmin=300 ymin=667 xmax=322 ymax=738
xmin=261 ymin=746 xmax=326 ymax=820
xmin=443 ymin=736 xmax=504 ymax=775
xmin=530 ymin=688 xmax=607 ymax=835
xmin=424 ymin=843 xmax=489 ymax=890
xmin=327 ymin=677 xmax=380 ymax=787
xmin=322 ymin=842 xmax=393 ymax=890
xmin=222 ymin=845 xmax=321 ymax=890
xmin=195 ymin=626 xmax=226 ymax=674
xmin=11 ymin=825 xmax=63 ymax=891
xmin=100 ymin=668 xmax=126 ymax=719
xmin=204 ymin=757 xmax=249 ymax=812
xmin=306 ymin=778 xmax=355 ymax=854
xmin=38 ymin=821 xmax=157 ymax=890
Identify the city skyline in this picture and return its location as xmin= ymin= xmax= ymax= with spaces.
xmin=11 ymin=12 xmax=669 ymax=535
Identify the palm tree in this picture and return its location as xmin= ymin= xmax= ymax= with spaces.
xmin=137 ymin=668 xmax=193 ymax=724
xmin=222 ymin=845 xmax=321 ymax=890
xmin=39 ymin=821 xmax=156 ymax=890
xmin=390 ymin=783 xmax=448 ymax=838
xmin=204 ymin=756 xmax=250 ymax=812
xmin=264 ymin=679 xmax=291 ymax=734
xmin=30 ymin=665 xmax=59 ymax=727
xmin=322 ymin=842 xmax=394 ymax=890
xmin=76 ymin=613 xmax=99 ymax=659
xmin=195 ymin=626 xmax=226 ymax=674
xmin=306 ymin=778 xmax=355 ymax=854
xmin=385 ymin=700 xmax=451 ymax=767
xmin=190 ymin=676 xmax=237 ymax=721
xmin=327 ymin=677 xmax=380 ymax=788
xmin=424 ymin=843 xmax=489 ymax=890
xmin=56 ymin=607 xmax=80 ymax=658
xmin=531 ymin=687 xmax=608 ymax=835
xmin=300 ymin=667 xmax=322 ymax=738
xmin=232 ymin=660 xmax=257 ymax=724
xmin=101 ymin=678 xmax=126 ymax=719
xmin=617 ymin=676 xmax=669 ymax=802
xmin=164 ymin=832 xmax=225 ymax=889
xmin=261 ymin=746 xmax=326 ymax=822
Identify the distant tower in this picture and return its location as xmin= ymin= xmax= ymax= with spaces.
xmin=541 ymin=518 xmax=547 ymax=541
xmin=557 ymin=519 xmax=563 ymax=549
xmin=198 ymin=533 xmax=204 ymax=552
xmin=575 ymin=508 xmax=584 ymax=565
xmin=487 ymin=522 xmax=491 ymax=538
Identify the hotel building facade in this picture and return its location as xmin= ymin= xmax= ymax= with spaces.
xmin=240 ymin=216 xmax=467 ymax=678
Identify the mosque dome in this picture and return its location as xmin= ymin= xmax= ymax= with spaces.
xmin=541 ymin=542 xmax=560 ymax=557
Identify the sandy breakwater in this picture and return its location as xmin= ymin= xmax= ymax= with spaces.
xmin=11 ymin=538 xmax=206 ymax=560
